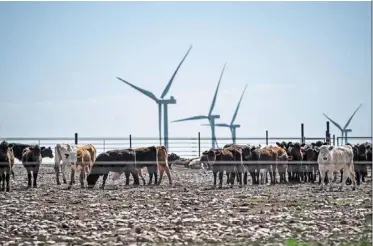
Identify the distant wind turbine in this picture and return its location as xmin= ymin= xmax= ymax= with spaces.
xmin=172 ymin=63 xmax=226 ymax=149
xmin=117 ymin=45 xmax=192 ymax=148
xmin=323 ymin=103 xmax=362 ymax=145
xmin=201 ymin=84 xmax=248 ymax=144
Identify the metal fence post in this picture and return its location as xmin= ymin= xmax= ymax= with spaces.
xmin=74 ymin=133 xmax=78 ymax=145
xmin=198 ymin=132 xmax=201 ymax=157
xmin=129 ymin=134 xmax=132 ymax=148
xmin=265 ymin=130 xmax=268 ymax=145
xmin=333 ymin=134 xmax=336 ymax=146
xmin=103 ymin=140 xmax=106 ymax=152
xmin=301 ymin=123 xmax=304 ymax=143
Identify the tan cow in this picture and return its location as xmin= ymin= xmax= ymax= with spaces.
xmin=68 ymin=144 xmax=97 ymax=189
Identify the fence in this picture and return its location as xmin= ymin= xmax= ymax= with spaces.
xmin=1 ymin=133 xmax=371 ymax=162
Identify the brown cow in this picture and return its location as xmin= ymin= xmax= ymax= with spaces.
xmin=69 ymin=144 xmax=97 ymax=189
xmin=268 ymin=145 xmax=291 ymax=183
xmin=0 ymin=142 xmax=14 ymax=192
xmin=156 ymin=146 xmax=172 ymax=185
xmin=206 ymin=148 xmax=236 ymax=188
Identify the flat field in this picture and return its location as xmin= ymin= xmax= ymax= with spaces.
xmin=0 ymin=164 xmax=371 ymax=246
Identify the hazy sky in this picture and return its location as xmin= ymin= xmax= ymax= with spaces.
xmin=0 ymin=1 xmax=371 ymax=154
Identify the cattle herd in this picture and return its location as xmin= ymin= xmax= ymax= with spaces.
xmin=0 ymin=140 xmax=371 ymax=192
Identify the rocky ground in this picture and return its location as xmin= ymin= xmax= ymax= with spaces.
xmin=0 ymin=164 xmax=371 ymax=246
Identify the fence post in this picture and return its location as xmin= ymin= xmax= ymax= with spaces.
xmin=265 ymin=130 xmax=268 ymax=145
xmin=332 ymin=134 xmax=336 ymax=146
xmin=129 ymin=134 xmax=132 ymax=148
xmin=74 ymin=133 xmax=78 ymax=145
xmin=301 ymin=123 xmax=304 ymax=143
xmin=198 ymin=132 xmax=201 ymax=157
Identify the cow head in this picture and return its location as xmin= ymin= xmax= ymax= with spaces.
xmin=357 ymin=144 xmax=368 ymax=160
xmin=241 ymin=145 xmax=252 ymax=160
xmin=86 ymin=173 xmax=100 ymax=189
xmin=207 ymin=149 xmax=218 ymax=164
xmin=41 ymin=147 xmax=54 ymax=159
xmin=318 ymin=145 xmax=333 ymax=162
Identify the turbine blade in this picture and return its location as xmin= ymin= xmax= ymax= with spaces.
xmin=172 ymin=115 xmax=208 ymax=123
xmin=231 ymin=84 xmax=248 ymax=125
xmin=160 ymin=45 xmax=192 ymax=99
xmin=117 ymin=77 xmax=158 ymax=102
xmin=343 ymin=103 xmax=362 ymax=129
xmin=201 ymin=123 xmax=230 ymax=127
xmin=322 ymin=113 xmax=343 ymax=131
xmin=208 ymin=63 xmax=226 ymax=116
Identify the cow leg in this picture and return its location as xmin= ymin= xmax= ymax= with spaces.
xmin=61 ymin=162 xmax=67 ymax=184
xmin=54 ymin=163 xmax=61 ymax=185
xmin=164 ymin=167 xmax=172 ymax=185
xmin=255 ymin=171 xmax=260 ymax=185
xmin=5 ymin=172 xmax=10 ymax=192
xmin=218 ymin=171 xmax=224 ymax=189
xmin=229 ymin=172 xmax=236 ymax=188
xmin=26 ymin=169 xmax=32 ymax=189
xmin=0 ymin=173 xmax=3 ymax=191
xmin=68 ymin=167 xmax=75 ymax=189
xmin=79 ymin=170 xmax=85 ymax=188
xmin=147 ymin=172 xmax=153 ymax=186
xmin=125 ymin=172 xmax=130 ymax=185
xmin=355 ymin=171 xmax=361 ymax=186
xmin=131 ymin=171 xmax=140 ymax=186
xmin=137 ymin=168 xmax=146 ymax=185
xmin=243 ymin=171 xmax=248 ymax=185
xmin=319 ymin=169 xmax=326 ymax=191
xmin=33 ymin=166 xmax=39 ymax=188
xmin=157 ymin=168 xmax=165 ymax=186
xmin=236 ymin=171 xmax=242 ymax=188
xmin=101 ymin=174 xmax=108 ymax=189
xmin=212 ymin=171 xmax=218 ymax=188
xmin=226 ymin=173 xmax=230 ymax=185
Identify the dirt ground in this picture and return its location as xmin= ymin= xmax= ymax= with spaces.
xmin=0 ymin=164 xmax=371 ymax=246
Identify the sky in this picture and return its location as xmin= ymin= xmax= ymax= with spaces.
xmin=0 ymin=1 xmax=371 ymax=157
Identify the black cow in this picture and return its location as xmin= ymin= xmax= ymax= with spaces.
xmin=87 ymin=148 xmax=139 ymax=189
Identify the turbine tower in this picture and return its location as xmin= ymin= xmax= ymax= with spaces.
xmin=172 ymin=63 xmax=226 ymax=149
xmin=323 ymin=103 xmax=362 ymax=145
xmin=117 ymin=45 xmax=192 ymax=149
xmin=201 ymin=84 xmax=248 ymax=144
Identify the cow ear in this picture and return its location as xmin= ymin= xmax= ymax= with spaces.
xmin=41 ymin=147 xmax=45 ymax=151
xmin=328 ymin=146 xmax=334 ymax=151
xmin=8 ymin=144 xmax=14 ymax=148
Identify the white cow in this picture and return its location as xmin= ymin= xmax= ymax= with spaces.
xmin=54 ymin=143 xmax=78 ymax=185
xmin=317 ymin=145 xmax=356 ymax=191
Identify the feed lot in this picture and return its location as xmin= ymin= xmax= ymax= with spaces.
xmin=0 ymin=164 xmax=371 ymax=246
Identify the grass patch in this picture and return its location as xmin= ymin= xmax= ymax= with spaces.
xmin=285 ymin=237 xmax=372 ymax=246
xmin=329 ymin=198 xmax=353 ymax=206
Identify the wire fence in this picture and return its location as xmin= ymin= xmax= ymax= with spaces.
xmin=1 ymin=133 xmax=371 ymax=164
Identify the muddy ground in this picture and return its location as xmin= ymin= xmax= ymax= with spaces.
xmin=0 ymin=164 xmax=371 ymax=246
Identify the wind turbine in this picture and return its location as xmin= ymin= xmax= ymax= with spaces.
xmin=172 ymin=64 xmax=226 ymax=149
xmin=117 ymin=45 xmax=192 ymax=149
xmin=201 ymin=84 xmax=248 ymax=144
xmin=323 ymin=103 xmax=362 ymax=145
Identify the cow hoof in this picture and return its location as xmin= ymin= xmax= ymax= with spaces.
xmin=80 ymin=185 xmax=85 ymax=189
xmin=100 ymin=185 xmax=105 ymax=190
xmin=0 ymin=187 xmax=4 ymax=192
xmin=6 ymin=187 xmax=10 ymax=192
xmin=57 ymin=182 xmax=61 ymax=186
xmin=352 ymin=186 xmax=356 ymax=191
xmin=33 ymin=185 xmax=37 ymax=188
xmin=67 ymin=185 xmax=72 ymax=190
xmin=72 ymin=180 xmax=76 ymax=184
xmin=63 ymin=180 xmax=67 ymax=184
